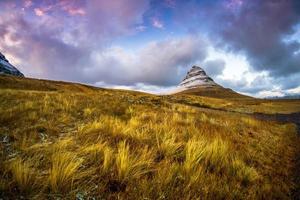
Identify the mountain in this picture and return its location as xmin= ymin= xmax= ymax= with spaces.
xmin=0 ymin=52 xmax=24 ymax=77
xmin=178 ymin=66 xmax=218 ymax=89
xmin=171 ymin=65 xmax=250 ymax=99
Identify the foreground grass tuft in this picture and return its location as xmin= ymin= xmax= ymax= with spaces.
xmin=115 ymin=141 xmax=153 ymax=182
xmin=49 ymin=151 xmax=83 ymax=192
xmin=8 ymin=157 xmax=37 ymax=192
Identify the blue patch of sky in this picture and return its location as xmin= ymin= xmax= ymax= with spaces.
xmin=112 ymin=0 xmax=189 ymax=50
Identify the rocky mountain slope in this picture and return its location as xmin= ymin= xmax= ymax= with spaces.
xmin=172 ymin=65 xmax=250 ymax=99
xmin=179 ymin=66 xmax=218 ymax=89
xmin=0 ymin=52 xmax=24 ymax=77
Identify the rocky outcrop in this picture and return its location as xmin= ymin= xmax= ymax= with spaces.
xmin=179 ymin=66 xmax=217 ymax=88
xmin=0 ymin=52 xmax=24 ymax=77
xmin=170 ymin=65 xmax=218 ymax=94
xmin=170 ymin=65 xmax=250 ymax=98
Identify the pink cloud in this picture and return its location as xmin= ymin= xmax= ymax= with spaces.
xmin=58 ymin=1 xmax=86 ymax=16
xmin=23 ymin=0 xmax=33 ymax=8
xmin=32 ymin=1 xmax=86 ymax=17
xmin=33 ymin=4 xmax=54 ymax=17
xmin=0 ymin=0 xmax=150 ymax=81
xmin=66 ymin=8 xmax=86 ymax=16
xmin=34 ymin=8 xmax=44 ymax=16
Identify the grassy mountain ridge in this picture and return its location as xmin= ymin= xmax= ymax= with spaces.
xmin=0 ymin=75 xmax=106 ymax=93
xmin=0 ymin=75 xmax=299 ymax=199
xmin=175 ymin=85 xmax=251 ymax=99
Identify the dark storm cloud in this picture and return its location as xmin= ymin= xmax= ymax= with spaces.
xmin=171 ymin=0 xmax=300 ymax=91
xmin=277 ymin=72 xmax=300 ymax=89
xmin=216 ymin=0 xmax=300 ymax=77
xmin=200 ymin=0 xmax=300 ymax=78
xmin=216 ymin=74 xmax=274 ymax=94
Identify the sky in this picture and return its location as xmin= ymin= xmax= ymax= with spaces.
xmin=0 ymin=0 xmax=300 ymax=97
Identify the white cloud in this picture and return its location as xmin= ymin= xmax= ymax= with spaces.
xmin=286 ymin=86 xmax=300 ymax=94
xmin=136 ymin=25 xmax=147 ymax=32
xmin=84 ymin=35 xmax=208 ymax=86
xmin=204 ymin=46 xmax=293 ymax=98
xmin=95 ymin=81 xmax=176 ymax=94
xmin=257 ymin=90 xmax=285 ymax=98
xmin=206 ymin=47 xmax=250 ymax=80
xmin=152 ymin=18 xmax=164 ymax=29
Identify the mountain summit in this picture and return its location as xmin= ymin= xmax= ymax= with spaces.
xmin=0 ymin=52 xmax=24 ymax=77
xmin=172 ymin=65 xmax=250 ymax=99
xmin=179 ymin=66 xmax=218 ymax=89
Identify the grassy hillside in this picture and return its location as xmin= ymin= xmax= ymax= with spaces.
xmin=0 ymin=75 xmax=299 ymax=199
xmin=174 ymin=84 xmax=300 ymax=114
xmin=175 ymin=85 xmax=251 ymax=99
xmin=166 ymin=94 xmax=300 ymax=114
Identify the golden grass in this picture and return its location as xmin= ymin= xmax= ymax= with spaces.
xmin=156 ymin=134 xmax=183 ymax=159
xmin=83 ymin=107 xmax=94 ymax=117
xmin=102 ymin=146 xmax=114 ymax=173
xmin=115 ymin=141 xmax=153 ymax=182
xmin=79 ymin=142 xmax=107 ymax=162
xmin=230 ymin=158 xmax=259 ymax=185
xmin=0 ymin=76 xmax=299 ymax=199
xmin=115 ymin=141 xmax=131 ymax=181
xmin=7 ymin=157 xmax=37 ymax=192
xmin=183 ymin=139 xmax=206 ymax=173
xmin=202 ymin=138 xmax=230 ymax=172
xmin=49 ymin=151 xmax=83 ymax=192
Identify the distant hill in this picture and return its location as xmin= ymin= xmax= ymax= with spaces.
xmin=0 ymin=74 xmax=100 ymax=93
xmin=171 ymin=66 xmax=251 ymax=99
xmin=175 ymin=85 xmax=251 ymax=99
xmin=266 ymin=95 xmax=300 ymax=100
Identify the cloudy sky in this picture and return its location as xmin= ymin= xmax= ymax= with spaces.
xmin=0 ymin=0 xmax=300 ymax=97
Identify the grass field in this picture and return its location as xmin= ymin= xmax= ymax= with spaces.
xmin=0 ymin=75 xmax=299 ymax=199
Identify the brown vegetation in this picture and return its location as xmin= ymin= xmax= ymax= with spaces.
xmin=0 ymin=75 xmax=299 ymax=199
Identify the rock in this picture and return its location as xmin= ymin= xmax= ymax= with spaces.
xmin=179 ymin=66 xmax=217 ymax=88
xmin=0 ymin=52 xmax=24 ymax=77
xmin=170 ymin=65 xmax=218 ymax=94
xmin=169 ymin=65 xmax=250 ymax=98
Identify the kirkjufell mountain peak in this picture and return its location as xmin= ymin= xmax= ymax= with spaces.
xmin=0 ymin=52 xmax=24 ymax=77
xmin=179 ymin=65 xmax=218 ymax=89
xmin=170 ymin=65 xmax=218 ymax=94
xmin=171 ymin=65 xmax=249 ymax=99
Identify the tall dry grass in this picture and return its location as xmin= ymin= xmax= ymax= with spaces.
xmin=49 ymin=151 xmax=83 ymax=192
xmin=8 ymin=157 xmax=37 ymax=192
xmin=0 ymin=77 xmax=299 ymax=199
xmin=115 ymin=141 xmax=153 ymax=182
